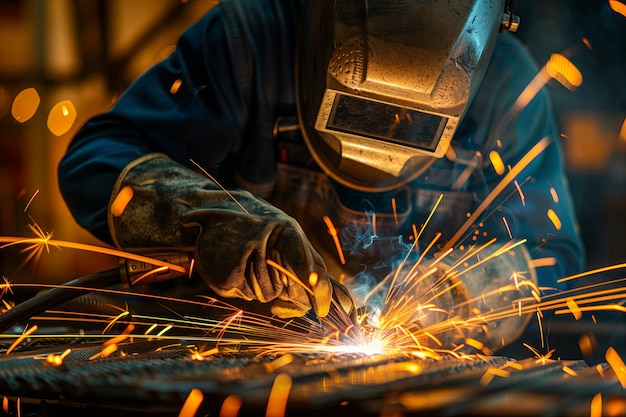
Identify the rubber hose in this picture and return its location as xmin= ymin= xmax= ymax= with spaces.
xmin=56 ymin=293 xmax=130 ymax=317
xmin=0 ymin=267 xmax=121 ymax=333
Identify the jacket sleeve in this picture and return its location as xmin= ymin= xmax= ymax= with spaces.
xmin=57 ymin=4 xmax=249 ymax=244
xmin=472 ymin=34 xmax=585 ymax=290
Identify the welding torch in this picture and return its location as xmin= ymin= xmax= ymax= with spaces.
xmin=0 ymin=251 xmax=192 ymax=334
xmin=0 ymin=251 xmax=357 ymax=333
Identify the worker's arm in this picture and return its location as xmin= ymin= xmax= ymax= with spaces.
xmin=107 ymin=153 xmax=335 ymax=318
xmin=58 ymin=3 xmax=257 ymax=244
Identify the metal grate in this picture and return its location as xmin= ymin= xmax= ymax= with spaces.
xmin=0 ymin=339 xmax=622 ymax=417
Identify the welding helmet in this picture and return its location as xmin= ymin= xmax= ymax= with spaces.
xmin=296 ymin=0 xmax=518 ymax=192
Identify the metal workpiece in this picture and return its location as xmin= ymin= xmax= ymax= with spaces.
xmin=0 ymin=338 xmax=623 ymax=417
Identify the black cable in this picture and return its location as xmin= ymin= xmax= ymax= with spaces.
xmin=0 ymin=267 xmax=121 ymax=334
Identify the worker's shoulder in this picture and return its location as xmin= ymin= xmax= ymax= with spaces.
xmin=492 ymin=32 xmax=540 ymax=73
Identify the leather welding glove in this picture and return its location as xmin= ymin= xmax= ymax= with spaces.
xmin=108 ymin=153 xmax=336 ymax=319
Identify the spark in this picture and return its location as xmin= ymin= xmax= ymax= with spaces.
xmin=131 ymin=266 xmax=170 ymax=286
xmin=479 ymin=366 xmax=510 ymax=386
xmin=579 ymin=334 xmax=594 ymax=358
xmin=266 ymin=260 xmax=314 ymax=296
xmin=6 ymin=324 xmax=38 ymax=355
xmin=103 ymin=333 xmax=130 ymax=347
xmin=156 ymin=324 xmax=174 ymax=337
xmin=546 ymin=53 xmax=583 ymax=91
xmin=529 ymin=257 xmax=557 ymax=268
xmin=502 ymin=217 xmax=512 ymax=239
xmin=549 ymin=187 xmax=559 ymax=203
xmin=46 ymin=348 xmax=71 ymax=367
xmin=513 ymin=180 xmax=525 ymax=206
xmin=508 ymin=53 xmax=581 ymax=127
xmin=605 ymin=347 xmax=626 ymax=388
xmin=190 ymin=159 xmax=249 ymax=214
xmin=466 ymin=338 xmax=492 ymax=355
xmin=23 ymin=189 xmax=39 ymax=212
xmin=178 ymin=388 xmax=204 ymax=417
xmin=372 ymin=212 xmax=377 ymax=236
xmin=489 ymin=150 xmax=505 ymax=175
xmin=566 ymin=298 xmax=582 ymax=320
xmin=88 ymin=343 xmax=118 ymax=360
xmin=322 ymin=215 xmax=346 ymax=265
xmin=47 ymin=100 xmax=77 ymax=136
xmin=220 ymin=395 xmax=243 ymax=417
xmin=591 ymin=393 xmax=603 ymax=417
xmin=547 ymin=208 xmax=562 ymax=230
xmin=537 ymin=312 xmax=545 ymax=348
xmin=392 ymin=197 xmax=398 ymax=224
xmin=523 ymin=343 xmax=555 ymax=365
xmin=562 ymin=365 xmax=577 ymax=376
xmin=506 ymin=361 xmax=524 ymax=371
xmin=609 ymin=0 xmax=626 ymax=17
xmin=0 ymin=276 xmax=12 ymax=298
xmin=265 ymin=354 xmax=294 ymax=372
xmin=0 ymin=233 xmax=187 ymax=274
xmin=144 ymin=323 xmax=158 ymax=335
xmin=110 ymin=185 xmax=134 ymax=217
xmin=191 ymin=347 xmax=219 ymax=360
xmin=443 ymin=136 xmax=551 ymax=251
xmin=170 ymin=79 xmax=183 ymax=94
xmin=266 ymin=374 xmax=292 ymax=417
xmin=11 ymin=87 xmax=40 ymax=123
xmin=102 ymin=311 xmax=130 ymax=334
xmin=451 ymin=151 xmax=480 ymax=189
xmin=214 ymin=311 xmax=244 ymax=343
xmin=558 ymin=262 xmax=626 ymax=284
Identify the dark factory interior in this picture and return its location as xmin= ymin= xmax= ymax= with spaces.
xmin=0 ymin=1 xmax=625 ymax=416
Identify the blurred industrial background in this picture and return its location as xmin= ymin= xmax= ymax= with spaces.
xmin=0 ymin=0 xmax=624 ymax=309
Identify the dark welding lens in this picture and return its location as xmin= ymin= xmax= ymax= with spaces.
xmin=325 ymin=93 xmax=447 ymax=151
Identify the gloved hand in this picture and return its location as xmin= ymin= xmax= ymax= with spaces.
xmin=108 ymin=153 xmax=341 ymax=318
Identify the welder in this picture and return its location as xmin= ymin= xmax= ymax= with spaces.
xmin=57 ymin=0 xmax=584 ymax=349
